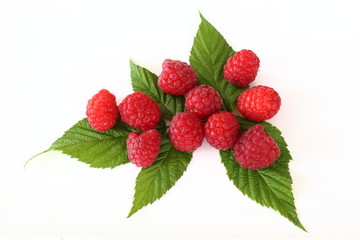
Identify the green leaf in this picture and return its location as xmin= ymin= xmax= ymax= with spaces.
xmin=130 ymin=60 xmax=185 ymax=120
xmin=26 ymin=118 xmax=166 ymax=168
xmin=48 ymin=118 xmax=133 ymax=168
xmin=190 ymin=13 xmax=246 ymax=111
xmin=155 ymin=119 xmax=167 ymax=136
xmin=220 ymin=117 xmax=306 ymax=231
xmin=26 ymin=118 xmax=167 ymax=169
xmin=128 ymin=135 xmax=192 ymax=217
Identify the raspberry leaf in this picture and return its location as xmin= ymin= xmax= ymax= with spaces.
xmin=128 ymin=135 xmax=192 ymax=217
xmin=220 ymin=117 xmax=306 ymax=231
xmin=27 ymin=118 xmax=167 ymax=169
xmin=130 ymin=60 xmax=185 ymax=120
xmin=189 ymin=14 xmax=246 ymax=111
xmin=46 ymin=118 xmax=134 ymax=168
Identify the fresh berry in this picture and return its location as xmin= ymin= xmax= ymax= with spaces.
xmin=205 ymin=111 xmax=240 ymax=150
xmin=233 ymin=124 xmax=280 ymax=170
xmin=224 ymin=49 xmax=260 ymax=88
xmin=237 ymin=85 xmax=281 ymax=122
xmin=119 ymin=91 xmax=161 ymax=131
xmin=158 ymin=59 xmax=197 ymax=95
xmin=185 ymin=85 xmax=222 ymax=120
xmin=127 ymin=129 xmax=161 ymax=168
xmin=169 ymin=112 xmax=204 ymax=152
xmin=86 ymin=89 xmax=119 ymax=132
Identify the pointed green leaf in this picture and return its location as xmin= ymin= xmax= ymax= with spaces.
xmin=27 ymin=118 xmax=166 ymax=169
xmin=128 ymin=135 xmax=192 ymax=217
xmin=190 ymin=14 xmax=246 ymax=111
xmin=130 ymin=60 xmax=185 ymax=120
xmin=48 ymin=118 xmax=134 ymax=168
xmin=220 ymin=117 xmax=306 ymax=231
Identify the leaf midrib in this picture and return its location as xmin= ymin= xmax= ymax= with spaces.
xmin=133 ymin=144 xmax=173 ymax=206
xmin=52 ymin=135 xmax=126 ymax=149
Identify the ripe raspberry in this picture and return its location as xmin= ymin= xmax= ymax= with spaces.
xmin=158 ymin=59 xmax=197 ymax=95
xmin=237 ymin=85 xmax=281 ymax=122
xmin=119 ymin=91 xmax=161 ymax=131
xmin=169 ymin=112 xmax=204 ymax=152
xmin=205 ymin=111 xmax=240 ymax=150
xmin=233 ymin=124 xmax=280 ymax=170
xmin=127 ymin=129 xmax=161 ymax=168
xmin=224 ymin=49 xmax=260 ymax=88
xmin=185 ymin=85 xmax=222 ymax=120
xmin=86 ymin=89 xmax=119 ymax=132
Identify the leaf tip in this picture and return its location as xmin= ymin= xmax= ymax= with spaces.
xmin=129 ymin=59 xmax=136 ymax=67
xmin=297 ymin=222 xmax=307 ymax=232
xmin=23 ymin=149 xmax=51 ymax=170
xmin=127 ymin=207 xmax=137 ymax=218
xmin=199 ymin=11 xmax=205 ymax=21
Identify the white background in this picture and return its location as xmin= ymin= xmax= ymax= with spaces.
xmin=1 ymin=0 xmax=360 ymax=239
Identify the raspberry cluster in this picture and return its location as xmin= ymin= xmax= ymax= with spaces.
xmin=86 ymin=51 xmax=282 ymax=170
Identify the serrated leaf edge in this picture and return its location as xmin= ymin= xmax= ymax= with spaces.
xmin=127 ymin=137 xmax=192 ymax=217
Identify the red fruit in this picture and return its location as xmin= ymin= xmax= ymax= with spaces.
xmin=169 ymin=112 xmax=204 ymax=152
xmin=119 ymin=91 xmax=161 ymax=131
xmin=237 ymin=85 xmax=281 ymax=122
xmin=127 ymin=129 xmax=161 ymax=168
xmin=205 ymin=111 xmax=240 ymax=150
xmin=224 ymin=49 xmax=260 ymax=88
xmin=233 ymin=124 xmax=280 ymax=170
xmin=158 ymin=59 xmax=197 ymax=95
xmin=86 ymin=89 xmax=119 ymax=132
xmin=185 ymin=85 xmax=222 ymax=120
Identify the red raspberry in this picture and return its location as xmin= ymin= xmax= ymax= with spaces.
xmin=119 ymin=91 xmax=161 ymax=131
xmin=224 ymin=49 xmax=260 ymax=88
xmin=233 ymin=124 xmax=280 ymax=170
xmin=237 ymin=85 xmax=281 ymax=122
xmin=127 ymin=129 xmax=161 ymax=168
xmin=169 ymin=112 xmax=204 ymax=152
xmin=86 ymin=89 xmax=119 ymax=132
xmin=158 ymin=59 xmax=197 ymax=95
xmin=185 ymin=85 xmax=222 ymax=120
xmin=205 ymin=111 xmax=240 ymax=150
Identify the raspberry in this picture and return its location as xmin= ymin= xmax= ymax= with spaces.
xmin=158 ymin=59 xmax=197 ymax=95
xmin=204 ymin=111 xmax=240 ymax=150
xmin=119 ymin=91 xmax=161 ymax=131
xmin=224 ymin=49 xmax=260 ymax=88
xmin=86 ymin=89 xmax=119 ymax=132
xmin=233 ymin=124 xmax=280 ymax=170
xmin=127 ymin=129 xmax=161 ymax=168
xmin=169 ymin=112 xmax=204 ymax=152
xmin=237 ymin=85 xmax=281 ymax=122
xmin=185 ymin=85 xmax=222 ymax=120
